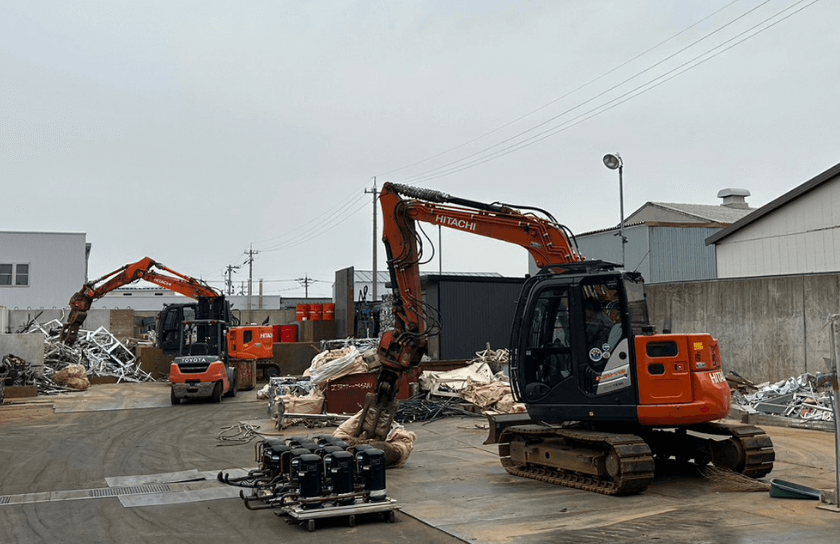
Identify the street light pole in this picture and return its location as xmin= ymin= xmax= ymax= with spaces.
xmin=603 ymin=153 xmax=626 ymax=267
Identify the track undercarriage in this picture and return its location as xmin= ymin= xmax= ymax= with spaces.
xmin=497 ymin=422 xmax=775 ymax=496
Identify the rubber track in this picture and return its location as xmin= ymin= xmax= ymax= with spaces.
xmin=498 ymin=425 xmax=655 ymax=496
xmin=692 ymin=422 xmax=775 ymax=478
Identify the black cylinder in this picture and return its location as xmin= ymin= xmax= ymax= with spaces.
xmin=356 ymin=448 xmax=387 ymax=502
xmin=331 ymin=439 xmax=350 ymax=450
xmin=326 ymin=451 xmax=356 ymax=505
xmin=350 ymin=443 xmax=373 ymax=455
xmin=315 ymin=445 xmax=344 ymax=458
xmin=265 ymin=443 xmax=291 ymax=477
xmin=292 ymin=453 xmax=323 ymax=509
xmin=285 ymin=436 xmax=309 ymax=447
xmin=286 ymin=447 xmax=312 ymax=477
xmin=314 ymin=434 xmax=336 ymax=445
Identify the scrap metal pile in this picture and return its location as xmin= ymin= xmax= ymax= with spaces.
xmin=8 ymin=318 xmax=154 ymax=395
xmin=415 ymin=344 xmax=525 ymax=416
xmin=1 ymin=354 xmax=72 ymax=399
xmin=730 ymin=372 xmax=835 ymax=422
xmin=395 ymin=396 xmax=481 ymax=424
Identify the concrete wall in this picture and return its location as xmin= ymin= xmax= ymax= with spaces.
xmin=647 ymin=273 xmax=840 ymax=383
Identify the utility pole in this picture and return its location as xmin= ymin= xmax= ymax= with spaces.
xmin=244 ymin=245 xmax=259 ymax=312
xmin=224 ymin=264 xmax=240 ymax=295
xmin=365 ymin=178 xmax=379 ymax=302
xmin=296 ymin=275 xmax=316 ymax=299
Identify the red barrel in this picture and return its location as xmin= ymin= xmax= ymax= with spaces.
xmin=296 ymin=304 xmax=309 ymax=322
xmin=323 ymin=303 xmax=335 ymax=321
xmin=308 ymin=304 xmax=322 ymax=321
xmin=280 ymin=324 xmax=298 ymax=343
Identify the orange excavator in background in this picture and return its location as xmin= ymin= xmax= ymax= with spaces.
xmin=60 ymin=257 xmax=272 ymax=403
xmin=60 ymin=257 xmax=227 ymax=346
xmin=357 ymin=182 xmax=774 ymax=495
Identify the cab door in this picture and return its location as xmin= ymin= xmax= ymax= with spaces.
xmin=512 ymin=273 xmax=636 ymax=409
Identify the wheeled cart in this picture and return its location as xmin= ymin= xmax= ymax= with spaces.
xmin=283 ymin=498 xmax=400 ymax=532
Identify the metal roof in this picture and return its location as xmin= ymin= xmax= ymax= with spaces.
xmin=626 ymin=202 xmax=755 ymax=224
xmin=353 ymin=270 xmax=503 ymax=282
xmin=706 ymin=161 xmax=840 ymax=245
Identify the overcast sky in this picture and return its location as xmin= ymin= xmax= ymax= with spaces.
xmin=2 ymin=0 xmax=838 ymax=298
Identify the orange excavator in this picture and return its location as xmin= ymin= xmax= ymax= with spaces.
xmin=60 ymin=257 xmax=271 ymax=403
xmin=357 ymin=182 xmax=774 ymax=495
xmin=60 ymin=256 xmax=226 ymax=346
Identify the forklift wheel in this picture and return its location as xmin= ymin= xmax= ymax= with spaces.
xmin=211 ymin=381 xmax=223 ymax=403
xmin=225 ymin=370 xmax=237 ymax=398
xmin=170 ymin=388 xmax=180 ymax=405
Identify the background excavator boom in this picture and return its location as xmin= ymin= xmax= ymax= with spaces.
xmin=60 ymin=256 xmax=221 ymax=345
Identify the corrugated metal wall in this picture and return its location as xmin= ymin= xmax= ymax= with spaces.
xmin=648 ymin=227 xmax=719 ymax=283
xmin=576 ymin=225 xmax=719 ymax=284
xmin=424 ymin=276 xmax=525 ymax=360
xmin=573 ymin=225 xmax=651 ymax=280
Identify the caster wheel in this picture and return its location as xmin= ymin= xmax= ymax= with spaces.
xmin=306 ymin=520 xmax=316 ymax=532
xmin=348 ymin=514 xmax=356 ymax=527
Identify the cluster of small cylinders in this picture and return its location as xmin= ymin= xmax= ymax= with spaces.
xmin=259 ymin=435 xmax=387 ymax=509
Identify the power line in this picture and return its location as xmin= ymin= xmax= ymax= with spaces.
xmin=376 ymin=0 xmax=745 ymax=180
xmin=257 ymin=193 xmax=372 ymax=253
xmin=394 ymin=0 xmax=819 ymax=185
xmin=253 ymin=181 xmax=373 ymax=247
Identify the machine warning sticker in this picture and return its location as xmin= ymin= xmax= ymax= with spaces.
xmin=693 ymin=342 xmax=705 ymax=351
xmin=602 ymin=343 xmax=611 ymax=352
xmin=589 ymin=348 xmax=603 ymax=362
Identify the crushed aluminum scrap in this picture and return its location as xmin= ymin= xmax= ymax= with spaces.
xmin=395 ymin=396 xmax=482 ymax=424
xmin=21 ymin=319 xmax=154 ymax=389
xmin=731 ymin=372 xmax=834 ymax=422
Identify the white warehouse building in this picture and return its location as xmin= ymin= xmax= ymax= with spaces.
xmin=707 ymin=162 xmax=840 ymax=278
xmin=0 ymin=231 xmax=89 ymax=309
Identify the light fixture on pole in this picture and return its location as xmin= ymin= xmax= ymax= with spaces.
xmin=603 ymin=153 xmax=626 ymax=267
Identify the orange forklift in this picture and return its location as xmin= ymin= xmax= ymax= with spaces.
xmin=60 ymin=257 xmax=273 ymax=404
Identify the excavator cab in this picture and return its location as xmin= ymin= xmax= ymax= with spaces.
xmin=157 ymin=297 xmax=235 ymax=355
xmin=510 ymin=262 xmax=648 ymax=423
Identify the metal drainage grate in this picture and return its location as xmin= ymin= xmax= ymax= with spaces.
xmin=0 ymin=496 xmax=10 ymax=505
xmin=89 ymin=484 xmax=172 ymax=498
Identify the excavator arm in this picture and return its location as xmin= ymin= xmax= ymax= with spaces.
xmin=60 ymin=256 xmax=222 ymax=345
xmin=356 ymin=182 xmax=584 ymax=439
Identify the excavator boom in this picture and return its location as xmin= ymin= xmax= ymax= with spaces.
xmin=60 ymin=257 xmax=221 ymax=344
xmin=356 ymin=182 xmax=583 ymax=439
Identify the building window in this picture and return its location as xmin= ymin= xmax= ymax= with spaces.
xmin=0 ymin=263 xmax=30 ymax=287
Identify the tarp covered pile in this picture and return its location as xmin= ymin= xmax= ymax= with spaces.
xmin=257 ymin=345 xmax=381 ymax=418
xmin=418 ymin=345 xmax=525 ymax=415
xmin=256 ymin=343 xmax=416 ymax=467
xmin=730 ymin=372 xmax=835 ymax=422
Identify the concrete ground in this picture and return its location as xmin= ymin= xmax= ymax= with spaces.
xmin=1 ymin=382 xmax=839 ymax=543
